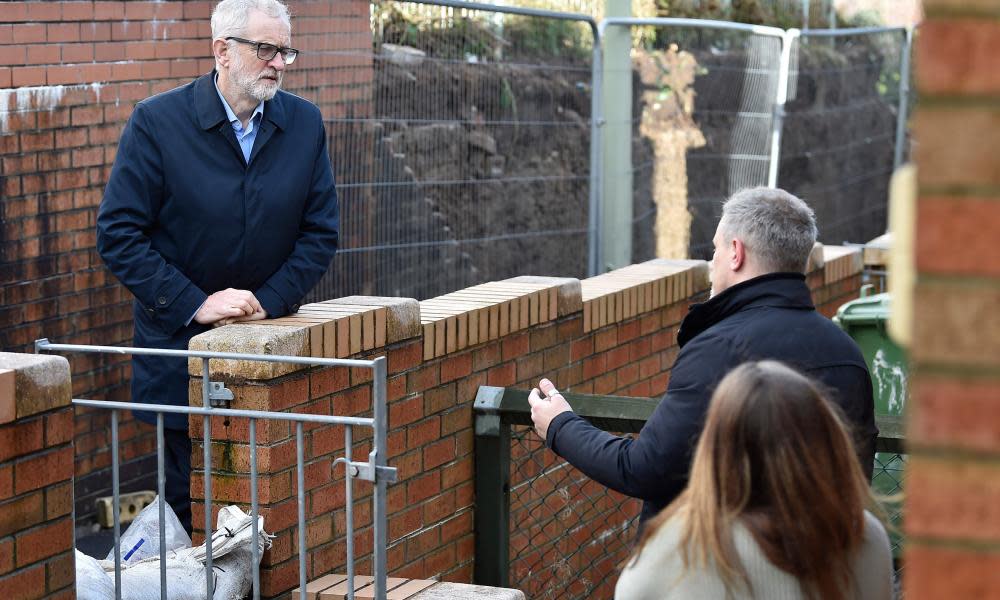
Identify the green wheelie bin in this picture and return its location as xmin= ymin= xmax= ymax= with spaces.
xmin=834 ymin=291 xmax=907 ymax=558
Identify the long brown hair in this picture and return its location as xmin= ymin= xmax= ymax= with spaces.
xmin=631 ymin=361 xmax=879 ymax=600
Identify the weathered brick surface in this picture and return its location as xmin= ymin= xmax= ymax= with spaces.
xmin=0 ymin=353 xmax=74 ymax=598
xmin=180 ymin=254 xmax=861 ymax=597
xmin=916 ymin=196 xmax=1000 ymax=277
xmin=904 ymin=4 xmax=1000 ymax=597
xmin=0 ymin=0 xmax=374 ymax=524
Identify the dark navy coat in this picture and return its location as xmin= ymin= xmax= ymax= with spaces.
xmin=97 ymin=72 xmax=339 ymax=429
xmin=546 ymin=273 xmax=876 ymax=525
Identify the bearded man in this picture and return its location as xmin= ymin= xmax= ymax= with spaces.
xmin=97 ymin=0 xmax=339 ymax=532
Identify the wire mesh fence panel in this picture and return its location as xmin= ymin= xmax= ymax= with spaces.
xmin=610 ymin=24 xmax=784 ymax=260
xmin=300 ymin=1 xmax=595 ymax=302
xmin=780 ymin=28 xmax=907 ymax=247
xmin=874 ymin=451 xmax=906 ymax=594
xmin=507 ymin=426 xmax=641 ymax=599
xmin=665 ymin=0 xmax=836 ymax=29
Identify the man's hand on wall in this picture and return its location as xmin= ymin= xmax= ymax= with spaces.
xmin=528 ymin=378 xmax=573 ymax=442
xmin=195 ymin=288 xmax=264 ymax=325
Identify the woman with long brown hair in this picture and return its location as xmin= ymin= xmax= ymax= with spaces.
xmin=615 ymin=360 xmax=892 ymax=600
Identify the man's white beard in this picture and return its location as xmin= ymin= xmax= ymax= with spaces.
xmin=231 ymin=50 xmax=282 ymax=102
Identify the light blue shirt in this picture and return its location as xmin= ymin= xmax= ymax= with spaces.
xmin=214 ymin=75 xmax=264 ymax=163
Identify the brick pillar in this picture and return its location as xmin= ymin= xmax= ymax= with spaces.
xmin=905 ymin=3 xmax=1000 ymax=597
xmin=186 ymin=298 xmax=422 ymax=599
xmin=0 ymin=353 xmax=75 ymax=599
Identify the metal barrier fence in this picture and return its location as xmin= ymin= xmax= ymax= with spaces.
xmin=601 ymin=18 xmax=790 ymax=261
xmin=601 ymin=18 xmax=911 ymax=261
xmin=474 ymin=386 xmax=907 ymax=599
xmin=36 ymin=339 xmax=396 ymax=600
xmin=782 ymin=26 xmax=911 ymax=247
xmin=292 ymin=2 xmax=912 ymax=297
xmin=306 ymin=0 xmax=600 ymax=303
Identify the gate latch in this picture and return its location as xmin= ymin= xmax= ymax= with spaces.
xmin=208 ymin=381 xmax=234 ymax=408
xmin=334 ymin=451 xmax=398 ymax=484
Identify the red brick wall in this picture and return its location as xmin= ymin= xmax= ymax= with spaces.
xmin=0 ymin=354 xmax=75 ymax=600
xmin=905 ymin=2 xmax=1000 ymax=598
xmin=184 ymin=254 xmax=864 ymax=598
xmin=0 ymin=0 xmax=373 ymax=523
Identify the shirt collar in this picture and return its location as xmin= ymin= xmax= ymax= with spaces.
xmin=214 ymin=72 xmax=264 ymax=128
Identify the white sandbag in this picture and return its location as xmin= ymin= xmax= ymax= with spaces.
xmin=75 ymin=550 xmax=115 ymax=600
xmin=99 ymin=505 xmax=271 ymax=600
xmin=105 ymin=496 xmax=192 ymax=565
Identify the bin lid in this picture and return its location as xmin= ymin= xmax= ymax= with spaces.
xmin=833 ymin=292 xmax=891 ymax=327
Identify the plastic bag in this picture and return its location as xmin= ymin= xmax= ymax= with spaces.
xmin=98 ymin=505 xmax=271 ymax=600
xmin=105 ymin=496 xmax=192 ymax=565
xmin=75 ymin=550 xmax=116 ymax=600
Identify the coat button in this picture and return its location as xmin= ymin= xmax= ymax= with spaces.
xmin=158 ymin=296 xmax=167 ymax=305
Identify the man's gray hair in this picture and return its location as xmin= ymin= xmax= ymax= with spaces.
xmin=718 ymin=187 xmax=818 ymax=274
xmin=211 ymin=0 xmax=291 ymax=40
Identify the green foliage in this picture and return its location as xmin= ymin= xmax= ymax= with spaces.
xmin=373 ymin=2 xmax=591 ymax=64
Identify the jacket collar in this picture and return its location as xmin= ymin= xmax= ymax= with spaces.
xmin=677 ymin=272 xmax=814 ymax=347
xmin=194 ymin=70 xmax=287 ymax=132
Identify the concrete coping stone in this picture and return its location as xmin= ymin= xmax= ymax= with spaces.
xmin=822 ymin=244 xmax=864 ymax=285
xmin=0 ymin=352 xmax=71 ymax=423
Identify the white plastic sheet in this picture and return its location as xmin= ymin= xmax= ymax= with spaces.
xmin=77 ymin=504 xmax=271 ymax=600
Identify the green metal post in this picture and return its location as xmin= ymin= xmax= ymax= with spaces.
xmin=473 ymin=386 xmax=511 ymax=587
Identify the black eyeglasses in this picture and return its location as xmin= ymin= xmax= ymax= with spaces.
xmin=226 ymin=36 xmax=299 ymax=64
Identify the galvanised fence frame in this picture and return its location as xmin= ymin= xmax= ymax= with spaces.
xmin=319 ymin=3 xmax=913 ymax=294
xmin=597 ymin=17 xmax=912 ymax=261
xmin=36 ymin=339 xmax=397 ymax=600
xmin=473 ymin=385 xmax=905 ymax=598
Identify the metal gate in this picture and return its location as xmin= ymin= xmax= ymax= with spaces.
xmin=36 ymin=338 xmax=396 ymax=600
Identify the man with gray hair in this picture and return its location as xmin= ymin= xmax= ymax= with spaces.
xmin=529 ymin=187 xmax=876 ymax=527
xmin=97 ymin=0 xmax=339 ymax=532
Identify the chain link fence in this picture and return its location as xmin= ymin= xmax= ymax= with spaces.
xmin=475 ymin=387 xmax=907 ymax=600
xmin=507 ymin=426 xmax=640 ymax=600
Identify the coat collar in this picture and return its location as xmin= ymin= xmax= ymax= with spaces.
xmin=677 ymin=272 xmax=814 ymax=348
xmin=194 ymin=70 xmax=287 ymax=132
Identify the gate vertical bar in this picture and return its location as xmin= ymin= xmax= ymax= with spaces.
xmin=345 ymin=427 xmax=355 ymax=599
xmin=372 ymin=356 xmax=389 ymax=600
xmin=768 ymin=29 xmax=800 ymax=188
xmin=112 ymin=409 xmax=122 ymax=600
xmin=297 ymin=423 xmax=307 ymax=599
xmin=250 ymin=418 xmax=260 ymax=600
xmin=202 ymin=359 xmax=213 ymax=598
xmin=157 ymin=413 xmax=167 ymax=600
xmin=893 ymin=26 xmax=913 ymax=171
